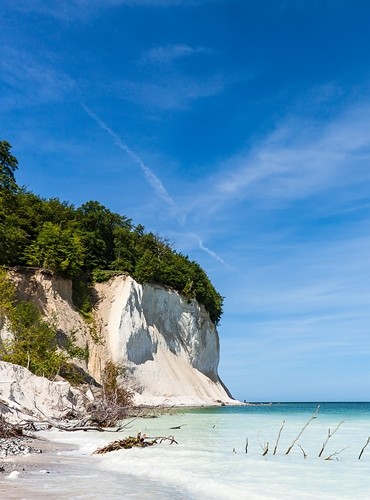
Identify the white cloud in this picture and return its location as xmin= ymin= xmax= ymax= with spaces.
xmin=183 ymin=103 xmax=370 ymax=218
xmin=0 ymin=47 xmax=75 ymax=109
xmin=3 ymin=0 xmax=214 ymax=21
xmin=116 ymin=74 xmax=225 ymax=110
xmin=82 ymin=105 xmax=228 ymax=264
xmin=142 ymin=44 xmax=211 ymax=64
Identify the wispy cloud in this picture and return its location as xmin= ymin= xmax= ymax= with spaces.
xmin=82 ymin=104 xmax=179 ymax=216
xmin=82 ymin=105 xmax=228 ymax=264
xmin=185 ymin=103 xmax=370 ymax=218
xmin=0 ymin=47 xmax=75 ymax=110
xmin=141 ymin=44 xmax=211 ymax=64
xmin=2 ymin=0 xmax=214 ymax=21
xmin=115 ymin=74 xmax=225 ymax=110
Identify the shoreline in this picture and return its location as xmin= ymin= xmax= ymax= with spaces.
xmin=0 ymin=435 xmax=78 ymax=498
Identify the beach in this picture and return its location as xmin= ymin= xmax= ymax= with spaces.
xmin=1 ymin=403 xmax=370 ymax=499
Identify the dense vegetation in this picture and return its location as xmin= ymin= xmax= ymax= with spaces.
xmin=0 ymin=268 xmax=87 ymax=378
xmin=0 ymin=141 xmax=223 ymax=324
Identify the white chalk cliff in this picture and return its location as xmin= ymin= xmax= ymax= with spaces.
xmin=1 ymin=269 xmax=234 ymax=406
xmin=0 ymin=361 xmax=87 ymax=423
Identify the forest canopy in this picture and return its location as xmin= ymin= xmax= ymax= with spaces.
xmin=0 ymin=141 xmax=223 ymax=324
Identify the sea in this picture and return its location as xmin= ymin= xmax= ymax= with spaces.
xmin=8 ymin=403 xmax=370 ymax=499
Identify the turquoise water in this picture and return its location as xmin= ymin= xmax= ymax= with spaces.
xmin=190 ymin=401 xmax=370 ymax=417
xmin=12 ymin=403 xmax=370 ymax=499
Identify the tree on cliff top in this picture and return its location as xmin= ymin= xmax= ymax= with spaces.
xmin=0 ymin=141 xmax=223 ymax=324
xmin=0 ymin=141 xmax=18 ymax=193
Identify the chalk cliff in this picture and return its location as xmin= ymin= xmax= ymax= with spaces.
xmin=1 ymin=269 xmax=234 ymax=406
xmin=0 ymin=361 xmax=87 ymax=423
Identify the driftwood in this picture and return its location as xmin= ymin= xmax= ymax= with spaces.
xmin=273 ymin=420 xmax=285 ymax=455
xmin=298 ymin=444 xmax=307 ymax=459
xmin=325 ymin=447 xmax=349 ymax=461
xmin=93 ymin=432 xmax=178 ymax=454
xmin=262 ymin=442 xmax=269 ymax=456
xmin=318 ymin=421 xmax=345 ymax=457
xmin=0 ymin=414 xmax=24 ymax=438
xmin=358 ymin=436 xmax=370 ymax=460
xmin=258 ymin=433 xmax=269 ymax=456
xmin=285 ymin=405 xmax=320 ymax=455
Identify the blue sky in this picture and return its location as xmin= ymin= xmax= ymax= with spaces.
xmin=1 ymin=0 xmax=370 ymax=401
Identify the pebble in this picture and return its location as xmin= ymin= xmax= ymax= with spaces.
xmin=0 ymin=438 xmax=42 ymax=457
xmin=7 ymin=470 xmax=20 ymax=479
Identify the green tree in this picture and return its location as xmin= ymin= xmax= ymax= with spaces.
xmin=0 ymin=141 xmax=18 ymax=193
xmin=0 ymin=270 xmax=86 ymax=379
xmin=77 ymin=201 xmax=132 ymax=269
xmin=24 ymin=222 xmax=85 ymax=277
xmin=134 ymin=249 xmax=160 ymax=283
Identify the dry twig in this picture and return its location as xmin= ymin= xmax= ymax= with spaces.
xmin=318 ymin=421 xmax=345 ymax=457
xmin=273 ymin=420 xmax=285 ymax=455
xmin=285 ymin=405 xmax=320 ymax=455
xmin=358 ymin=436 xmax=370 ymax=460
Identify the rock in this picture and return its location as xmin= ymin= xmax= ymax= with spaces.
xmin=0 ymin=362 xmax=87 ymax=423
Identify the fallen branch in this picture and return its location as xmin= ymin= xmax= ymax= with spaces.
xmin=325 ymin=446 xmax=349 ymax=461
xmin=285 ymin=405 xmax=320 ymax=455
xmin=262 ymin=442 xmax=269 ymax=456
xmin=318 ymin=420 xmax=345 ymax=457
xmin=93 ymin=432 xmax=178 ymax=454
xmin=298 ymin=444 xmax=307 ymax=459
xmin=358 ymin=436 xmax=370 ymax=460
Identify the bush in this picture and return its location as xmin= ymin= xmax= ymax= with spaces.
xmin=88 ymin=361 xmax=133 ymax=427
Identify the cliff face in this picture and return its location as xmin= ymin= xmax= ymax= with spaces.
xmin=1 ymin=270 xmax=234 ymax=406
xmin=0 ymin=361 xmax=87 ymax=423
xmin=93 ymin=276 xmax=233 ymax=405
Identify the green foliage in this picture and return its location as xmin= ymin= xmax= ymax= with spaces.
xmin=101 ymin=361 xmax=132 ymax=407
xmin=0 ymin=270 xmax=87 ymax=379
xmin=24 ymin=222 xmax=85 ymax=277
xmin=0 ymin=141 xmax=223 ymax=324
xmin=63 ymin=331 xmax=89 ymax=363
xmin=72 ymin=277 xmax=94 ymax=319
xmin=0 ymin=141 xmax=18 ymax=193
xmin=88 ymin=360 xmax=133 ymax=427
xmin=1 ymin=300 xmax=66 ymax=378
xmin=91 ymin=269 xmax=122 ymax=283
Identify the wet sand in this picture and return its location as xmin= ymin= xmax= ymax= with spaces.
xmin=0 ymin=436 xmax=78 ymax=499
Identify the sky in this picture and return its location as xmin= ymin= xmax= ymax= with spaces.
xmin=1 ymin=0 xmax=370 ymax=402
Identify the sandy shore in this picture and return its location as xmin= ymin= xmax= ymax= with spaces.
xmin=0 ymin=436 xmax=78 ymax=499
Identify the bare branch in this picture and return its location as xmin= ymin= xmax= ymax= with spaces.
xmin=318 ymin=420 xmax=345 ymax=457
xmin=285 ymin=405 xmax=320 ymax=455
xmin=358 ymin=436 xmax=370 ymax=460
xmin=297 ymin=444 xmax=307 ymax=459
xmin=325 ymin=446 xmax=350 ymax=461
xmin=273 ymin=420 xmax=285 ymax=455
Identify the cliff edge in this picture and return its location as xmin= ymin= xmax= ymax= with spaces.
xmin=1 ymin=270 xmax=234 ymax=406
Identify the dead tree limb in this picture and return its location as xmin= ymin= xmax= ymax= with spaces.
xmin=273 ymin=420 xmax=285 ymax=455
xmin=358 ymin=436 xmax=370 ymax=460
xmin=93 ymin=433 xmax=178 ymax=454
xmin=325 ymin=446 xmax=349 ymax=461
xmin=318 ymin=420 xmax=345 ymax=457
xmin=285 ymin=405 xmax=320 ymax=455
xmin=298 ymin=444 xmax=307 ymax=459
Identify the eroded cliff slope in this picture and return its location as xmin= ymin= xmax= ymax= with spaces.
xmin=1 ymin=270 xmax=234 ymax=406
